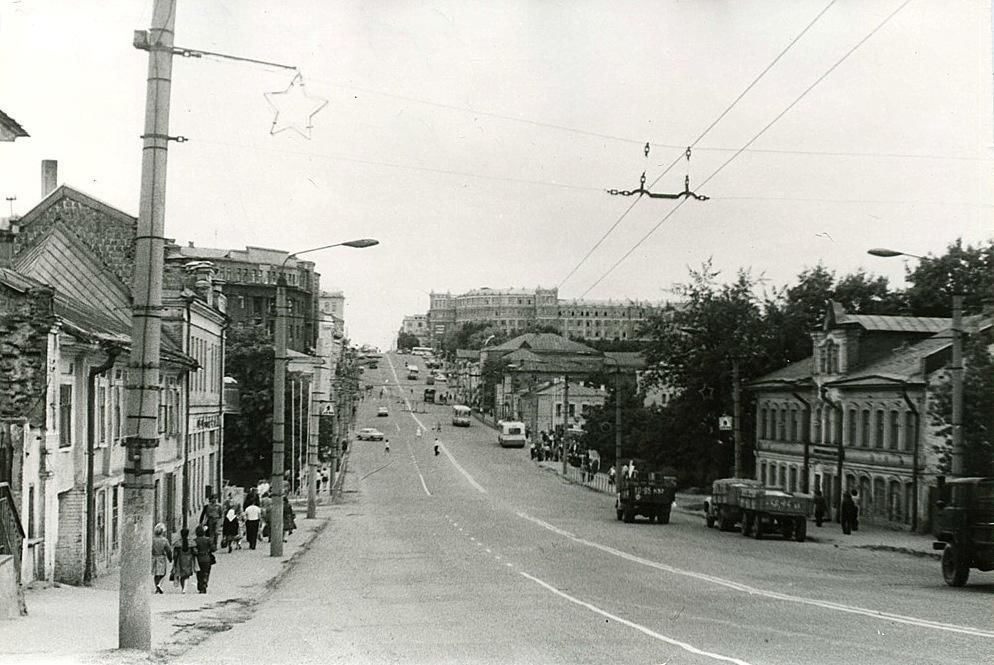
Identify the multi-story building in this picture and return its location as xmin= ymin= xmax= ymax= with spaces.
xmin=423 ymin=286 xmax=657 ymax=345
xmin=170 ymin=243 xmax=320 ymax=354
xmin=401 ymin=314 xmax=429 ymax=340
xmin=749 ymin=302 xmax=990 ymax=532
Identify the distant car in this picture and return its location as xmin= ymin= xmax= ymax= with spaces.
xmin=377 ymin=406 xmax=389 ymax=417
xmin=434 ymin=373 xmax=448 ymax=382
xmin=357 ymin=428 xmax=384 ymax=441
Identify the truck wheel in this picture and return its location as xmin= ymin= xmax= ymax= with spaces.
xmin=794 ymin=517 xmax=806 ymax=542
xmin=740 ymin=513 xmax=752 ymax=537
xmin=752 ymin=520 xmax=763 ymax=540
xmin=623 ymin=510 xmax=634 ymax=523
xmin=706 ymin=512 xmax=715 ymax=529
xmin=941 ymin=544 xmax=970 ymax=587
xmin=658 ymin=510 xmax=670 ymax=525
xmin=616 ymin=509 xmax=622 ymax=521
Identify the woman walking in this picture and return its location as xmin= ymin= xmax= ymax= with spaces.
xmin=151 ymin=523 xmax=172 ymax=594
xmin=283 ymin=494 xmax=296 ymax=541
xmin=222 ymin=508 xmax=239 ymax=553
xmin=194 ymin=525 xmax=215 ymax=593
xmin=171 ymin=527 xmax=197 ymax=593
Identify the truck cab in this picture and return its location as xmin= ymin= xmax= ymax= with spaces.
xmin=932 ymin=476 xmax=994 ymax=586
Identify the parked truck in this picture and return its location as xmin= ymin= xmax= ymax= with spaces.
xmin=616 ymin=471 xmax=678 ymax=524
xmin=931 ymin=476 xmax=994 ymax=586
xmin=738 ymin=486 xmax=811 ymax=542
xmin=705 ymin=478 xmax=764 ymax=530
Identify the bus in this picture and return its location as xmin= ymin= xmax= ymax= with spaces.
xmin=451 ymin=405 xmax=471 ymax=427
xmin=406 ymin=365 xmax=419 ymax=380
xmin=411 ymin=346 xmax=433 ymax=357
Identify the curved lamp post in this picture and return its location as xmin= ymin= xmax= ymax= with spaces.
xmin=270 ymin=238 xmax=378 ymax=557
xmin=868 ymin=247 xmax=963 ymax=499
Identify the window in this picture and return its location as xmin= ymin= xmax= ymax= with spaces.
xmin=112 ymin=386 xmax=121 ymax=441
xmin=847 ymin=408 xmax=857 ymax=446
xmin=27 ymin=485 xmax=35 ymax=539
xmin=790 ymin=409 xmax=798 ymax=441
xmin=111 ymin=485 xmax=120 ymax=550
xmin=904 ymin=411 xmax=917 ymax=452
xmin=96 ymin=489 xmax=107 ymax=554
xmin=778 ymin=408 xmax=786 ymax=441
xmin=874 ymin=409 xmax=885 ymax=449
xmin=813 ymin=406 xmax=821 ymax=443
xmin=59 ymin=384 xmax=73 ymax=448
xmin=760 ymin=408 xmax=768 ymax=439
xmin=860 ymin=409 xmax=870 ymax=447
xmin=888 ymin=410 xmax=900 ymax=450
xmin=97 ymin=386 xmax=107 ymax=445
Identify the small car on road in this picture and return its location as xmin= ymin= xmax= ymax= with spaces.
xmin=377 ymin=406 xmax=389 ymax=417
xmin=357 ymin=428 xmax=385 ymax=441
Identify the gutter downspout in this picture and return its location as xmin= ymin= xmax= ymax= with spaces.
xmin=899 ymin=383 xmax=921 ymax=532
xmin=84 ymin=343 xmax=122 ymax=586
xmin=217 ymin=322 xmax=227 ymax=503
xmin=182 ymin=297 xmax=192 ymax=530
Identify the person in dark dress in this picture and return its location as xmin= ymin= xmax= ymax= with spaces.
xmin=172 ymin=528 xmax=197 ymax=593
xmin=840 ymin=491 xmax=859 ymax=535
xmin=222 ymin=508 xmax=240 ymax=552
xmin=813 ymin=489 xmax=828 ymax=527
xmin=194 ymin=525 xmax=215 ymax=593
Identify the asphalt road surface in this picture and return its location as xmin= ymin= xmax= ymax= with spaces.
xmin=178 ymin=352 xmax=993 ymax=665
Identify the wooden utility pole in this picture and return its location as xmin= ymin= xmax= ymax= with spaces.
xmin=732 ymin=359 xmax=743 ymax=478
xmin=307 ymin=387 xmax=318 ymax=518
xmin=121 ymin=0 xmax=176 ymax=650
xmin=270 ymin=277 xmax=287 ymax=557
xmin=950 ymin=294 xmax=964 ymax=476
xmin=561 ymin=375 xmax=569 ymax=476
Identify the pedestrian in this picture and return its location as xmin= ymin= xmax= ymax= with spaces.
xmin=260 ymin=491 xmax=272 ymax=542
xmin=384 ymin=438 xmax=390 ymax=454
xmin=171 ymin=527 xmax=197 ymax=594
xmin=151 ymin=522 xmax=172 ymax=595
xmin=434 ymin=437 xmax=440 ymax=456
xmin=813 ymin=489 xmax=827 ymax=527
xmin=193 ymin=525 xmax=215 ymax=593
xmin=222 ymin=508 xmax=239 ymax=552
xmin=841 ymin=491 xmax=858 ymax=535
xmin=244 ymin=500 xmax=262 ymax=549
xmin=608 ymin=465 xmax=616 ymax=486
xmin=198 ymin=494 xmax=223 ymax=551
xmin=620 ymin=462 xmax=629 ymax=480
xmin=283 ymin=495 xmax=296 ymax=541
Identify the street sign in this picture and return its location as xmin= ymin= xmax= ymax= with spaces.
xmin=718 ymin=415 xmax=733 ymax=431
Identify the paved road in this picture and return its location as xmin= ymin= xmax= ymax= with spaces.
xmin=179 ymin=353 xmax=992 ymax=665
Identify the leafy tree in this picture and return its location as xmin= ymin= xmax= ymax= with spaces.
xmin=397 ymin=331 xmax=420 ymax=351
xmin=929 ymin=333 xmax=994 ymax=477
xmin=223 ymin=324 xmax=275 ymax=487
xmin=905 ymin=238 xmax=994 ymax=317
xmin=479 ymin=356 xmax=510 ymax=413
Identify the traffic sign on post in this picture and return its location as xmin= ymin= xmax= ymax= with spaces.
xmin=718 ymin=415 xmax=733 ymax=431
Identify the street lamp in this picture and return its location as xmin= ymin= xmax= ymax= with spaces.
xmin=270 ymin=238 xmax=378 ymax=557
xmin=867 ymin=246 xmax=964 ymax=477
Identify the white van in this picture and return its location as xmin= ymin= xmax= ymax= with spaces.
xmin=497 ymin=421 xmax=527 ymax=448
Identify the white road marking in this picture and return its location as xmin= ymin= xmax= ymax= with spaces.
xmin=386 ymin=353 xmax=487 ymax=494
xmin=519 ymin=571 xmax=754 ymax=665
xmin=518 ymin=512 xmax=994 ymax=639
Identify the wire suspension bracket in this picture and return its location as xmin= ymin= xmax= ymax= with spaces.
xmin=607 ymin=143 xmax=709 ymax=201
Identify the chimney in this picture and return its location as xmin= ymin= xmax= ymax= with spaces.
xmin=41 ymin=160 xmax=57 ymax=198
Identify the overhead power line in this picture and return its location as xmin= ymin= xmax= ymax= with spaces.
xmin=558 ymin=0 xmax=838 ymax=289
xmin=578 ymin=0 xmax=913 ymax=299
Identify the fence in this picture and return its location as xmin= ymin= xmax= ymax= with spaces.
xmin=0 ymin=481 xmax=26 ymax=615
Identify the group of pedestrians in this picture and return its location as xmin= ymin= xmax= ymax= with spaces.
xmin=151 ymin=482 xmax=298 ymax=595
xmin=812 ymin=487 xmax=860 ymax=534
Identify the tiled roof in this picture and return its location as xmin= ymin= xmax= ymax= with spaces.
xmin=749 ymin=357 xmax=814 ymax=386
xmin=838 ymin=313 xmax=949 ymax=334
xmin=0 ymin=109 xmax=28 ymax=140
xmin=528 ymin=380 xmax=606 ymax=397
xmin=490 ymin=332 xmax=599 ymax=355
xmin=603 ymin=351 xmax=646 ymax=370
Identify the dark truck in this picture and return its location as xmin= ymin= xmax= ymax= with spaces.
xmin=705 ymin=478 xmax=764 ymax=530
xmin=615 ymin=471 xmax=677 ymax=524
xmin=738 ymin=486 xmax=811 ymax=542
xmin=932 ymin=476 xmax=994 ymax=586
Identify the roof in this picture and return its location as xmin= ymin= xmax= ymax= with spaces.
xmin=490 ymin=332 xmax=600 ymax=355
xmin=462 ymin=287 xmax=542 ymax=296
xmin=828 ymin=302 xmax=949 ymax=334
xmin=455 ymin=349 xmax=479 ymax=360
xmin=603 ymin=351 xmax=646 ymax=370
xmin=173 ymin=244 xmax=314 ymax=269
xmin=525 ymin=380 xmax=607 ymax=398
xmin=0 ymin=109 xmax=28 ymax=140
xmin=748 ymin=357 xmax=814 ymax=387
xmin=16 ymin=185 xmax=137 ymax=229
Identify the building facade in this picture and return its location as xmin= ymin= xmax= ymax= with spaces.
xmin=749 ymin=303 xmax=987 ymax=532
xmin=422 ymin=286 xmax=658 ymax=345
xmin=171 ymin=244 xmax=320 ymax=354
xmin=518 ymin=379 xmax=607 ymax=438
xmin=401 ymin=314 xmax=428 ymax=340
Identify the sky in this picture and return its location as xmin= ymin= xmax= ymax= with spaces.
xmin=1 ymin=0 xmax=992 ymax=350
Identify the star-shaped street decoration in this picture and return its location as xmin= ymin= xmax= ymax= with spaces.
xmin=263 ymin=71 xmax=328 ymax=140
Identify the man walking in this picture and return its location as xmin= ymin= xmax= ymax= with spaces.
xmin=840 ymin=490 xmax=858 ymax=535
xmin=244 ymin=501 xmax=262 ymax=549
xmin=199 ymin=494 xmax=223 ymax=551
xmin=434 ymin=437 xmax=440 ymax=456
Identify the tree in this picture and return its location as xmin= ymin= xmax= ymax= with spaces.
xmin=223 ymin=324 xmax=275 ymax=487
xmin=929 ymin=333 xmax=994 ymax=477
xmin=479 ymin=356 xmax=510 ymax=414
xmin=905 ymin=238 xmax=994 ymax=317
xmin=397 ymin=331 xmax=420 ymax=351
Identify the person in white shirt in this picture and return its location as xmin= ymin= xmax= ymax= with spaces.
xmin=244 ymin=503 xmax=262 ymax=550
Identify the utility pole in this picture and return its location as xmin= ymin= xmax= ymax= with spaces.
xmin=307 ymin=387 xmax=318 ymax=517
xmin=613 ymin=363 xmax=621 ymax=486
xmin=270 ymin=276 xmax=287 ymax=557
xmin=732 ymin=359 xmax=743 ymax=478
xmin=561 ymin=374 xmax=569 ymax=476
xmin=950 ymin=294 xmax=964 ymax=476
xmin=121 ymin=0 xmax=176 ymax=650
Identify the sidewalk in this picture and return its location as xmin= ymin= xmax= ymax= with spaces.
xmin=537 ymin=460 xmax=939 ymax=560
xmin=0 ymin=498 xmax=333 ymax=665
